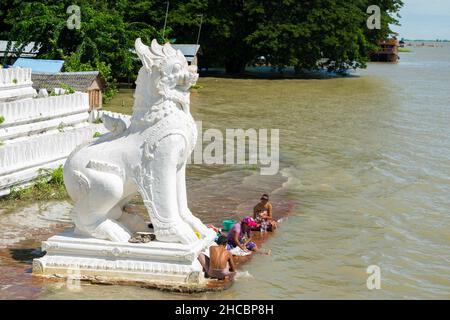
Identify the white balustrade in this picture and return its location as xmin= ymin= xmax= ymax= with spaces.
xmin=0 ymin=125 xmax=106 ymax=176
xmin=0 ymin=92 xmax=89 ymax=126
xmin=0 ymin=68 xmax=32 ymax=88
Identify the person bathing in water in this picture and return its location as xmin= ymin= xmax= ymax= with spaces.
xmin=198 ymin=235 xmax=236 ymax=280
xmin=254 ymin=194 xmax=278 ymax=231
xmin=227 ymin=217 xmax=259 ymax=252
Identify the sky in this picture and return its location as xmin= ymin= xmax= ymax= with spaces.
xmin=393 ymin=0 xmax=450 ymax=40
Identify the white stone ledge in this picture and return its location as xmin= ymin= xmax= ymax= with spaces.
xmin=0 ymin=158 xmax=66 ymax=196
xmin=0 ymin=124 xmax=106 ymax=176
xmin=42 ymin=228 xmax=216 ymax=263
xmin=0 ymin=92 xmax=89 ymax=126
xmin=99 ymin=110 xmax=132 ymax=121
xmin=0 ymin=86 xmax=36 ymax=103
xmin=0 ymin=68 xmax=32 ymax=87
xmin=0 ymin=112 xmax=90 ymax=141
xmin=33 ymin=229 xmax=216 ymax=286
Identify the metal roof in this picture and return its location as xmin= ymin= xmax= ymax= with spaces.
xmin=13 ymin=58 xmax=64 ymax=74
xmin=0 ymin=41 xmax=41 ymax=58
xmin=130 ymin=43 xmax=201 ymax=63
xmin=171 ymin=44 xmax=201 ymax=62
xmin=31 ymin=71 xmax=105 ymax=92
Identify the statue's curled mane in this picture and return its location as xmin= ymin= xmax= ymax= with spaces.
xmin=132 ymin=39 xmax=199 ymax=125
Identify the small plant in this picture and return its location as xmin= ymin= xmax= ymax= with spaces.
xmin=0 ymin=141 xmax=4 ymax=147
xmin=57 ymin=122 xmax=66 ymax=132
xmin=3 ymin=166 xmax=67 ymax=202
xmin=93 ymin=132 xmax=102 ymax=138
xmin=93 ymin=117 xmax=103 ymax=124
xmin=12 ymin=78 xmax=18 ymax=84
xmin=190 ymin=84 xmax=203 ymax=90
xmin=60 ymin=83 xmax=76 ymax=94
xmin=0 ymin=115 xmax=5 ymax=125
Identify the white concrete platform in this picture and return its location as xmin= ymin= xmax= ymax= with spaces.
xmin=0 ymin=68 xmax=35 ymax=102
xmin=33 ymin=229 xmax=216 ymax=288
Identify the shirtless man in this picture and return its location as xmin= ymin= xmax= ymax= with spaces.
xmin=253 ymin=194 xmax=278 ymax=231
xmin=198 ymin=235 xmax=236 ymax=280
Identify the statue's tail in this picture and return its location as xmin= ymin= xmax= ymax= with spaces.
xmin=101 ymin=112 xmax=131 ymax=136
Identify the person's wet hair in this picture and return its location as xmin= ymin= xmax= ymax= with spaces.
xmin=216 ymin=235 xmax=228 ymax=246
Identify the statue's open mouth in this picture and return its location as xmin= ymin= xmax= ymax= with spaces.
xmin=175 ymin=71 xmax=199 ymax=92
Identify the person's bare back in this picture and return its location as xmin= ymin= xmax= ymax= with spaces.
xmin=209 ymin=246 xmax=233 ymax=270
xmin=198 ymin=235 xmax=236 ymax=280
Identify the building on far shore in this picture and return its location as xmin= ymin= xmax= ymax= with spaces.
xmin=0 ymin=41 xmax=41 ymax=60
xmin=31 ymin=71 xmax=106 ymax=110
xmin=171 ymin=44 xmax=201 ymax=66
xmin=370 ymin=38 xmax=399 ymax=63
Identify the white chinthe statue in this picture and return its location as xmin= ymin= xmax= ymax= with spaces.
xmin=63 ymin=38 xmax=213 ymax=245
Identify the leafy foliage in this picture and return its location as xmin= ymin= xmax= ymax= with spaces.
xmin=2 ymin=0 xmax=403 ymax=78
xmin=3 ymin=166 xmax=67 ymax=202
xmin=59 ymin=83 xmax=75 ymax=94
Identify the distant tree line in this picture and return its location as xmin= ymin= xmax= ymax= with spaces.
xmin=0 ymin=0 xmax=403 ymax=91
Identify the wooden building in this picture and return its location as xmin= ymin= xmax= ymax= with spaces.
xmin=32 ymin=71 xmax=106 ymax=110
xmin=370 ymin=39 xmax=400 ymax=63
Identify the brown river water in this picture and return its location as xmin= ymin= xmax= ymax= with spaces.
xmin=0 ymin=44 xmax=449 ymax=299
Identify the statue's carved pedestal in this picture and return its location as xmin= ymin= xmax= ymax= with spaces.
xmin=33 ymin=229 xmax=216 ymax=290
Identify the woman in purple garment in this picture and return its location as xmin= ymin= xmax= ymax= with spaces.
xmin=227 ymin=217 xmax=258 ymax=252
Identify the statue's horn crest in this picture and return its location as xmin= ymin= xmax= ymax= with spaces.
xmin=135 ymin=38 xmax=152 ymax=69
xmin=135 ymin=38 xmax=189 ymax=69
xmin=150 ymin=39 xmax=165 ymax=58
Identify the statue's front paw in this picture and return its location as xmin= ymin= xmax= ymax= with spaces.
xmin=93 ymin=219 xmax=132 ymax=243
xmin=155 ymin=220 xmax=198 ymax=245
xmin=181 ymin=211 xmax=211 ymax=238
xmin=205 ymin=227 xmax=217 ymax=240
xmin=193 ymin=222 xmax=216 ymax=240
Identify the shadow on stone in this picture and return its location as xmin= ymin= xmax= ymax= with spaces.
xmin=9 ymin=248 xmax=45 ymax=265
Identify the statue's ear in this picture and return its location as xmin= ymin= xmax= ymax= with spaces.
xmin=135 ymin=38 xmax=153 ymax=70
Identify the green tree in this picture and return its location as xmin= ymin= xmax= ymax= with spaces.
xmin=196 ymin=0 xmax=403 ymax=73
xmin=2 ymin=0 xmax=404 ymax=78
xmin=3 ymin=0 xmax=159 ymax=95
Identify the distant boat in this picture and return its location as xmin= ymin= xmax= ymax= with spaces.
xmin=370 ymin=38 xmax=399 ymax=63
